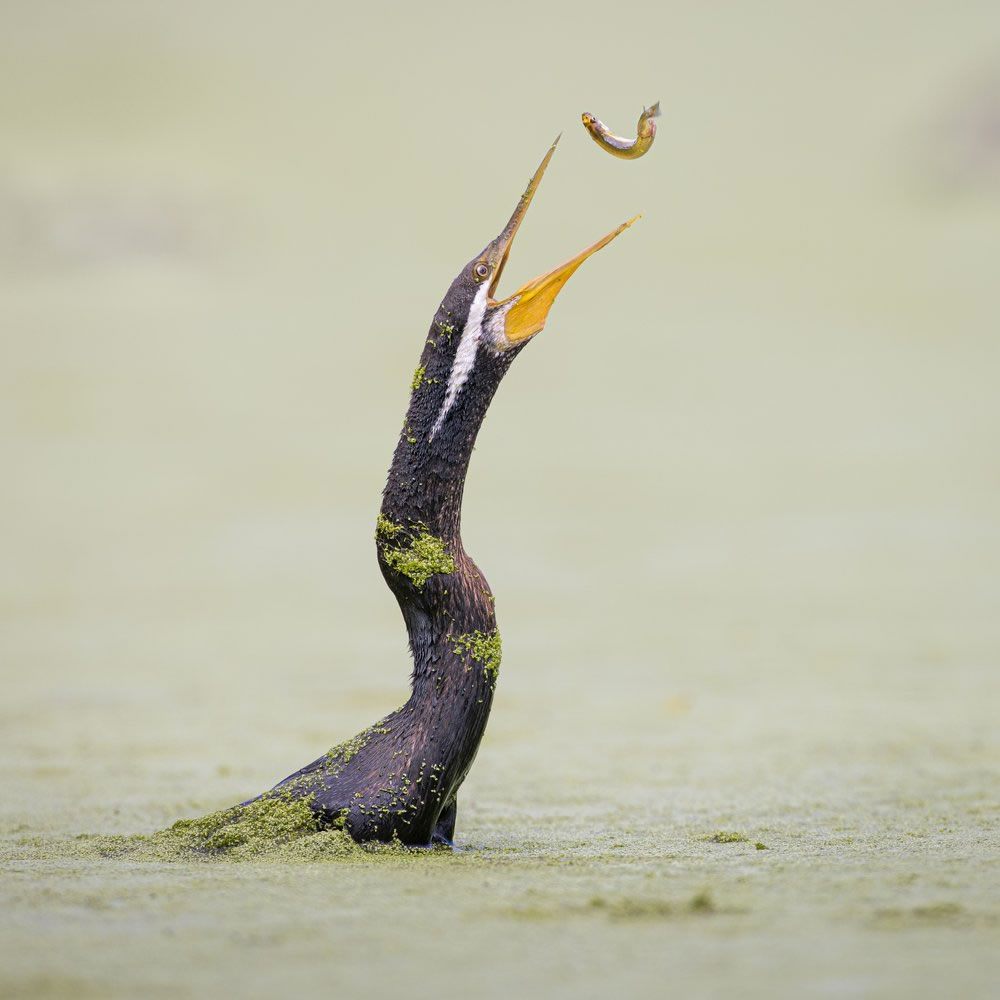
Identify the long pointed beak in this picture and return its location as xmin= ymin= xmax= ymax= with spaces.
xmin=481 ymin=139 xmax=638 ymax=346
xmin=484 ymin=137 xmax=560 ymax=298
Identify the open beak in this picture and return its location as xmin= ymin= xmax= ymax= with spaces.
xmin=480 ymin=136 xmax=639 ymax=345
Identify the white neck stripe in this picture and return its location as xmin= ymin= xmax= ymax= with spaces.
xmin=430 ymin=283 xmax=489 ymax=440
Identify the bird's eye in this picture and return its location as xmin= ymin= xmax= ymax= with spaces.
xmin=473 ymin=262 xmax=490 ymax=281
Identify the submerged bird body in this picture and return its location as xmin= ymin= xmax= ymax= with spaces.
xmin=258 ymin=139 xmax=635 ymax=845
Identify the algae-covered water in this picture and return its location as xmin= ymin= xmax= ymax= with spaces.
xmin=2 ymin=3 xmax=999 ymax=997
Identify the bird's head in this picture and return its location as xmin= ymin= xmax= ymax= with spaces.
xmin=410 ymin=137 xmax=637 ymax=450
xmin=442 ymin=137 xmax=635 ymax=358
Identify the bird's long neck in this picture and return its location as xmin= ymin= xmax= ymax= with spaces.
xmin=381 ymin=301 xmax=511 ymax=540
xmin=375 ymin=306 xmax=515 ymax=752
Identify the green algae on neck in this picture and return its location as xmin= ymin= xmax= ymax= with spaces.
xmin=376 ymin=517 xmax=455 ymax=588
xmin=450 ymin=628 xmax=502 ymax=678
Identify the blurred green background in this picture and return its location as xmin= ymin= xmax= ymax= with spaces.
xmin=2 ymin=2 xmax=998 ymax=998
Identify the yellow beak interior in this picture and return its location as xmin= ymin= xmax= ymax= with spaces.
xmin=491 ymin=216 xmax=639 ymax=344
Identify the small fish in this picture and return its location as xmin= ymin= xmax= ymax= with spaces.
xmin=581 ymin=101 xmax=661 ymax=160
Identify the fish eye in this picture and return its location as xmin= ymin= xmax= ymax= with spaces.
xmin=473 ymin=262 xmax=490 ymax=281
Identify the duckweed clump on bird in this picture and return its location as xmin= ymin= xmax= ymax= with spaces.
xmin=33 ymin=792 xmax=363 ymax=863
xmin=451 ymin=627 xmax=502 ymax=678
xmin=375 ymin=513 xmax=404 ymax=539
xmin=410 ymin=364 xmax=426 ymax=392
xmin=377 ymin=517 xmax=455 ymax=588
xmin=324 ymin=722 xmax=392 ymax=777
xmin=162 ymin=791 xmax=335 ymax=854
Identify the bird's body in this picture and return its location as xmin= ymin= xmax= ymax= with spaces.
xmin=249 ymin=138 xmax=636 ymax=846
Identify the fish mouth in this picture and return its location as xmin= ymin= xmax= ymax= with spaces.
xmin=478 ymin=137 xmax=638 ymax=345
